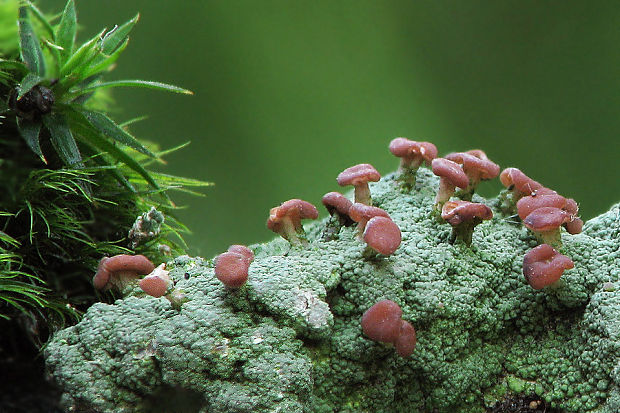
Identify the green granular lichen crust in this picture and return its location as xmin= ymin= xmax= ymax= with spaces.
xmin=45 ymin=169 xmax=620 ymax=413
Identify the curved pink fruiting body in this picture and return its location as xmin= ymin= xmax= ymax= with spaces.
xmin=441 ymin=200 xmax=493 ymax=226
xmin=349 ymin=203 xmax=390 ymax=237
xmin=337 ymin=164 xmax=381 ymax=187
xmin=389 ymin=138 xmax=437 ymax=170
xmin=499 ymin=167 xmax=544 ymax=199
xmin=362 ymin=300 xmax=417 ymax=358
xmin=139 ymin=276 xmax=168 ymax=298
xmin=361 ymin=300 xmax=403 ymax=343
xmin=267 ymin=199 xmax=318 ymax=245
xmin=517 ymin=194 xmax=568 ymax=220
xmin=517 ymin=193 xmax=583 ymax=238
xmin=337 ymin=164 xmax=381 ymax=205
xmin=363 ymin=216 xmax=401 ymax=256
xmin=93 ymin=257 xmax=111 ymax=290
xmin=227 ymin=245 xmax=254 ymax=264
xmin=523 ymin=244 xmax=574 ymax=289
xmin=445 ymin=151 xmax=500 ymax=182
xmin=441 ymin=200 xmax=493 ymax=246
xmin=394 ymin=320 xmax=417 ymax=358
xmin=322 ymin=192 xmax=353 ymax=217
xmin=444 ymin=151 xmax=499 ymax=200
xmin=432 ymin=158 xmax=469 ymax=206
xmin=432 ymin=158 xmax=469 ymax=189
xmin=93 ymin=254 xmax=155 ymax=290
xmin=138 ymin=263 xmax=170 ymax=298
xmin=215 ymin=251 xmax=250 ymax=288
xmin=523 ymin=207 xmax=572 ymax=233
xmin=565 ymin=217 xmax=584 ymax=234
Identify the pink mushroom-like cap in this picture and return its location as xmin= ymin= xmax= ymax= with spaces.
xmin=363 ymin=216 xmax=401 ymax=256
xmin=322 ymin=192 xmax=353 ymax=217
xmin=559 ymin=198 xmax=583 ymax=235
xmin=337 ymin=163 xmax=381 ymax=187
xmin=215 ymin=251 xmax=250 ymax=288
xmin=523 ymin=244 xmax=574 ymax=289
xmin=349 ymin=203 xmax=390 ymax=235
xmin=93 ymin=254 xmax=155 ymax=290
xmin=432 ymin=158 xmax=469 ymax=206
xmin=499 ymin=168 xmax=544 ymax=197
xmin=440 ymin=200 xmax=493 ymax=245
xmin=274 ymin=198 xmax=319 ymax=222
xmin=361 ymin=300 xmax=403 ymax=344
xmin=432 ymin=158 xmax=469 ymax=189
xmin=227 ymin=245 xmax=254 ymax=264
xmin=389 ymin=138 xmax=437 ymax=168
xmin=522 ymin=207 xmax=572 ymax=233
xmin=441 ymin=200 xmax=493 ymax=226
xmin=465 ymin=149 xmax=489 ymax=160
xmin=138 ymin=263 xmax=170 ymax=298
xmin=337 ymin=163 xmax=381 ymax=205
xmin=394 ymin=320 xmax=417 ymax=358
xmin=445 ymin=151 xmax=500 ymax=182
xmin=516 ymin=193 xmax=568 ymax=221
xmin=267 ymin=199 xmax=319 ymax=245
xmin=565 ymin=217 xmax=584 ymax=235
xmin=564 ymin=198 xmax=579 ymax=216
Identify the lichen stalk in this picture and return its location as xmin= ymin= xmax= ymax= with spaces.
xmin=354 ymin=183 xmax=372 ymax=206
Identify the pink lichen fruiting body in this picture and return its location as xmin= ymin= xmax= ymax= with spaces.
xmin=93 ymin=254 xmax=155 ymax=291
xmin=388 ymin=138 xmax=437 ymax=188
xmin=444 ymin=151 xmax=500 ymax=199
xmin=139 ymin=276 xmax=168 ymax=298
xmin=139 ymin=264 xmax=171 ymax=298
xmin=522 ymin=206 xmax=572 ymax=246
xmin=215 ymin=251 xmax=250 ymax=288
xmin=431 ymin=158 xmax=469 ymax=208
xmin=565 ymin=217 xmax=584 ymax=235
xmin=523 ymin=244 xmax=574 ymax=289
xmin=499 ymin=167 xmax=544 ymax=201
xmin=322 ymin=192 xmax=354 ymax=227
xmin=92 ymin=257 xmax=111 ymax=290
xmin=441 ymin=200 xmax=493 ymax=246
xmin=361 ymin=300 xmax=403 ymax=344
xmin=227 ymin=245 xmax=255 ymax=264
xmin=363 ymin=216 xmax=402 ymax=257
xmin=394 ymin=320 xmax=417 ymax=358
xmin=361 ymin=300 xmax=417 ymax=358
xmin=349 ymin=203 xmax=391 ymax=238
xmin=517 ymin=193 xmax=568 ymax=220
xmin=267 ymin=199 xmax=318 ymax=246
xmin=337 ymin=163 xmax=381 ymax=205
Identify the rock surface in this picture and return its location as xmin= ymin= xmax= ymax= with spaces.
xmin=45 ymin=169 xmax=620 ymax=413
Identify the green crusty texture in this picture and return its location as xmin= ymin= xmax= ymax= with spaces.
xmin=45 ymin=168 xmax=620 ymax=413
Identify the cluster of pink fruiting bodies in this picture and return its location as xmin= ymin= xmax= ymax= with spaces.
xmin=92 ymin=137 xmax=583 ymax=358
xmin=92 ymin=255 xmax=187 ymax=306
xmin=501 ymin=168 xmax=582 ymax=290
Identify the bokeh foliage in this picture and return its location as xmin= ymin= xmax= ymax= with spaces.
xmin=44 ymin=1 xmax=619 ymax=259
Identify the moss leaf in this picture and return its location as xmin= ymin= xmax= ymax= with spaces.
xmin=100 ymin=13 xmax=139 ymax=57
xmin=42 ymin=112 xmax=83 ymax=168
xmin=78 ymin=79 xmax=193 ymax=95
xmin=59 ymin=28 xmax=105 ymax=80
xmin=55 ymin=0 xmax=77 ymax=66
xmin=18 ymin=6 xmax=45 ymax=76
xmin=80 ymin=109 xmax=157 ymax=158
xmin=63 ymin=107 xmax=160 ymax=190
xmin=16 ymin=117 xmax=45 ymax=163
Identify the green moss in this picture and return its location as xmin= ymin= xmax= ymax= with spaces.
xmin=0 ymin=0 xmax=210 ymax=349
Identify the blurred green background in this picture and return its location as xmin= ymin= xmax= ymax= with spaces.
xmin=47 ymin=1 xmax=620 ymax=258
